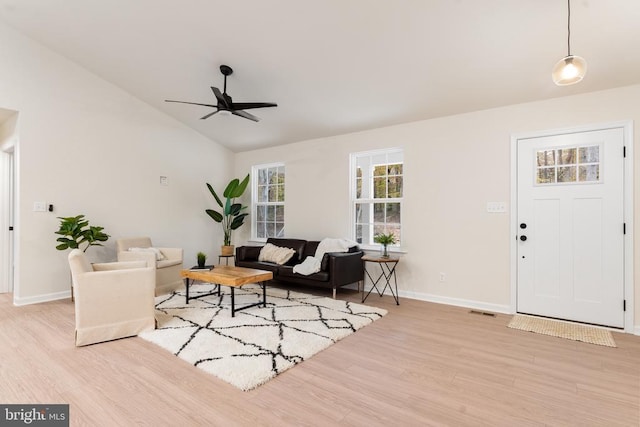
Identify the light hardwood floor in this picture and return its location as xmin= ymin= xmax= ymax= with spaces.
xmin=1 ymin=286 xmax=639 ymax=426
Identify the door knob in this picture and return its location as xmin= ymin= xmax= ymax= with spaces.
xmin=520 ymin=235 xmax=527 ymax=241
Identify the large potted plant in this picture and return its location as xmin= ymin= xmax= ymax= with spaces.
xmin=206 ymin=174 xmax=250 ymax=256
xmin=55 ymin=214 xmax=110 ymax=252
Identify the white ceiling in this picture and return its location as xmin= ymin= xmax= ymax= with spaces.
xmin=1 ymin=0 xmax=640 ymax=152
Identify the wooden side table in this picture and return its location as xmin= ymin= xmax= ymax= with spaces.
xmin=218 ymin=254 xmax=235 ymax=266
xmin=361 ymin=254 xmax=400 ymax=305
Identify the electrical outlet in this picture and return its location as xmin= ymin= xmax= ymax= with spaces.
xmin=33 ymin=201 xmax=47 ymax=212
xmin=439 ymin=272 xmax=446 ymax=282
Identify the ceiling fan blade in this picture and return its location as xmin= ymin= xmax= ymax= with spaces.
xmin=232 ymin=110 xmax=260 ymax=122
xmin=211 ymin=87 xmax=229 ymax=108
xmin=165 ymin=100 xmax=218 ymax=108
xmin=231 ymin=102 xmax=277 ymax=110
xmin=200 ymin=110 xmax=220 ymax=120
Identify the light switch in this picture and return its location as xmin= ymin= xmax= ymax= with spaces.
xmin=33 ymin=201 xmax=47 ymax=212
xmin=486 ymin=202 xmax=507 ymax=213
xmin=160 ymin=176 xmax=169 ymax=186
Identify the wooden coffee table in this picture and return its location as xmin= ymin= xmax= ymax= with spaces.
xmin=180 ymin=266 xmax=273 ymax=317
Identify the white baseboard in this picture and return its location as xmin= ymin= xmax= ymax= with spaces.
xmin=13 ymin=290 xmax=71 ymax=306
xmin=634 ymin=326 xmax=640 ymax=336
xmin=352 ymin=282 xmax=511 ymax=314
xmin=399 ymin=290 xmax=512 ymax=314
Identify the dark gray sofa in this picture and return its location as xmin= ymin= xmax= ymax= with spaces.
xmin=235 ymin=237 xmax=364 ymax=298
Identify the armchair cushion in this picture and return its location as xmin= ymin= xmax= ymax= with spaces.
xmin=128 ymin=247 xmax=166 ymax=261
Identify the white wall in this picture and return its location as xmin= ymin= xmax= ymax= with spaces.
xmin=0 ymin=22 xmax=233 ymax=304
xmin=235 ymin=84 xmax=640 ymax=329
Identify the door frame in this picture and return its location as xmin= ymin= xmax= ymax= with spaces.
xmin=510 ymin=121 xmax=634 ymax=333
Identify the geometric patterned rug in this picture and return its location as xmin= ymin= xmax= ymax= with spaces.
xmin=139 ymin=283 xmax=387 ymax=391
xmin=508 ymin=314 xmax=616 ymax=348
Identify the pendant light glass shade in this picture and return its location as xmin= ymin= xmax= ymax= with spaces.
xmin=552 ymin=55 xmax=587 ymax=86
xmin=552 ymin=0 xmax=586 ymax=86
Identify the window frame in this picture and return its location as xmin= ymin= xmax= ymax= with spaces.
xmin=251 ymin=162 xmax=286 ymax=242
xmin=349 ymin=148 xmax=404 ymax=251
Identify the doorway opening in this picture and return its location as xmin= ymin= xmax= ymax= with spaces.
xmin=1 ymin=109 xmax=18 ymax=296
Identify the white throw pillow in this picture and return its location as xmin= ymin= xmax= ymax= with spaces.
xmin=129 ymin=247 xmax=166 ymax=261
xmin=258 ymin=243 xmax=295 ymax=265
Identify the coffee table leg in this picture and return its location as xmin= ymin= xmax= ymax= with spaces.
xmin=231 ymin=286 xmax=235 ymax=317
xmin=262 ymin=282 xmax=267 ymax=307
xmin=185 ymin=278 xmax=191 ymax=304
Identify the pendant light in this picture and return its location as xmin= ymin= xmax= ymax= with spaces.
xmin=552 ymin=0 xmax=587 ymax=86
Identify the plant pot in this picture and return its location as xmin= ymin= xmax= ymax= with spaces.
xmin=221 ymin=245 xmax=234 ymax=256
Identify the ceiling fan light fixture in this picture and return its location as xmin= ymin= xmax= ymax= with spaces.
xmin=552 ymin=55 xmax=587 ymax=86
xmin=552 ymin=0 xmax=587 ymax=86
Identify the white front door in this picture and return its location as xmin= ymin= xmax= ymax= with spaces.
xmin=516 ymin=128 xmax=625 ymax=328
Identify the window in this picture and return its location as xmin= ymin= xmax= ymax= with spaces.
xmin=536 ymin=145 xmax=601 ymax=185
xmin=351 ymin=149 xmax=403 ymax=248
xmin=252 ymin=163 xmax=285 ymax=241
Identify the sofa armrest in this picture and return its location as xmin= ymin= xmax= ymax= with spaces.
xmin=327 ymin=251 xmax=364 ymax=287
xmin=236 ymin=245 xmax=263 ymax=262
xmin=157 ymin=247 xmax=183 ymax=261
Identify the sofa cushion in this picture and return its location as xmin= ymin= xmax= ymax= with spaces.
xmin=266 ymin=238 xmax=307 ymax=263
xmin=278 ymin=265 xmax=329 ymax=282
xmin=236 ymin=260 xmax=280 ymax=274
xmin=259 ymin=243 xmax=296 ymax=265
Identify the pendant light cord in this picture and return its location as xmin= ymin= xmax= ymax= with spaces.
xmin=567 ymin=0 xmax=572 ymax=55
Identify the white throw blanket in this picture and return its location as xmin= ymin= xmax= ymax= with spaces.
xmin=293 ymin=238 xmax=357 ymax=276
xmin=314 ymin=238 xmax=356 ymax=259
xmin=292 ymin=256 xmax=321 ymax=275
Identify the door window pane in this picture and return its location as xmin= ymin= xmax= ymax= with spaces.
xmin=537 ymin=168 xmax=555 ymax=184
xmin=579 ymin=165 xmax=600 ymax=182
xmin=535 ymin=145 xmax=600 ymax=185
xmin=557 ymin=166 xmax=576 ymax=183
xmin=537 ymin=150 xmax=555 ymax=167
xmin=579 ymin=146 xmax=599 ymax=163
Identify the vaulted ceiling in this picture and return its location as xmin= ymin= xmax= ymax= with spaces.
xmin=1 ymin=0 xmax=639 ymax=152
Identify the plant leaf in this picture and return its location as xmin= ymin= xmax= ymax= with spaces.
xmin=230 ymin=174 xmax=250 ymax=198
xmin=206 ymin=183 xmax=223 ymax=208
xmin=206 ymin=209 xmax=223 ymax=222
xmin=230 ymin=213 xmax=248 ymax=230
xmin=223 ymin=179 xmax=239 ymax=199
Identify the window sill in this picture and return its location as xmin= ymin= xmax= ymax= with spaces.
xmin=359 ymin=245 xmax=407 ymax=255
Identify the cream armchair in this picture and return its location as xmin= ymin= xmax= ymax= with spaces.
xmin=68 ymin=249 xmax=155 ymax=347
xmin=116 ymin=237 xmax=183 ymax=295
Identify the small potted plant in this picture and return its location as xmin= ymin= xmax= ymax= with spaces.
xmin=196 ymin=252 xmax=207 ymax=268
xmin=374 ymin=232 xmax=396 ymax=258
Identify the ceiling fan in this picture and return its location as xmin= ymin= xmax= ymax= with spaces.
xmin=165 ymin=64 xmax=277 ymax=122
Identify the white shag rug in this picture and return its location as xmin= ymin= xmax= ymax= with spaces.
xmin=140 ymin=284 xmax=387 ymax=391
